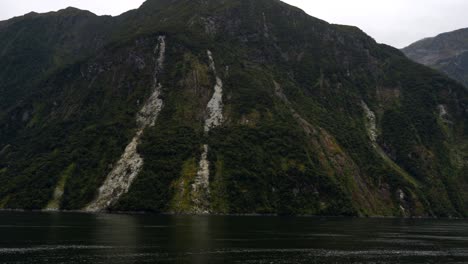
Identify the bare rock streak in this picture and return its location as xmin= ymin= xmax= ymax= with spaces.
xmin=191 ymin=50 xmax=224 ymax=213
xmin=85 ymin=36 xmax=166 ymax=212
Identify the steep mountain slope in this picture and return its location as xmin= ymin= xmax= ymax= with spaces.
xmin=403 ymin=28 xmax=468 ymax=88
xmin=0 ymin=0 xmax=466 ymax=217
xmin=0 ymin=8 xmax=115 ymax=112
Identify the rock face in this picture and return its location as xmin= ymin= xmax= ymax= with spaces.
xmin=361 ymin=101 xmax=378 ymax=144
xmin=403 ymin=28 xmax=468 ymax=88
xmin=0 ymin=0 xmax=466 ymax=217
xmin=85 ymin=36 xmax=166 ymax=212
xmin=191 ymin=144 xmax=211 ymax=213
xmin=190 ymin=50 xmax=224 ymax=214
xmin=204 ymin=50 xmax=224 ymax=132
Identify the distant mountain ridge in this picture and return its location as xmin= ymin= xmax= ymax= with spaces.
xmin=403 ymin=28 xmax=468 ymax=88
xmin=0 ymin=0 xmax=466 ymax=217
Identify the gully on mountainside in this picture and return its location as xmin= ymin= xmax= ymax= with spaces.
xmin=190 ymin=50 xmax=224 ymax=214
xmin=191 ymin=50 xmax=224 ymax=213
xmin=84 ymin=36 xmax=166 ymax=212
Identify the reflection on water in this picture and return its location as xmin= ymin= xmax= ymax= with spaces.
xmin=93 ymin=214 xmax=140 ymax=263
xmin=0 ymin=212 xmax=466 ymax=263
xmin=171 ymin=216 xmax=215 ymax=264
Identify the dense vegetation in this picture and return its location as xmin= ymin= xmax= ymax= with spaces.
xmin=0 ymin=0 xmax=466 ymax=217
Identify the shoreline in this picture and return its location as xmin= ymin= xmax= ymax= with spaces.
xmin=0 ymin=208 xmax=464 ymax=220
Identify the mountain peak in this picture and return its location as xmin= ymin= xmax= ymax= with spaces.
xmin=54 ymin=6 xmax=96 ymax=17
xmin=403 ymin=27 xmax=468 ymax=88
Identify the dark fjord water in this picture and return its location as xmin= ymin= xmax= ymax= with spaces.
xmin=0 ymin=212 xmax=466 ymax=264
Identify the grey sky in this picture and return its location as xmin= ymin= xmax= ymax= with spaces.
xmin=1 ymin=0 xmax=467 ymax=48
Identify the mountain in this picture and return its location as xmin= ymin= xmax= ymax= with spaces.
xmin=403 ymin=28 xmax=468 ymax=89
xmin=0 ymin=0 xmax=466 ymax=217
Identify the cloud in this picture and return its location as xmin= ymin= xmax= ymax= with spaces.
xmin=1 ymin=0 xmax=468 ymax=48
xmin=282 ymin=0 xmax=468 ymax=48
xmin=0 ymin=0 xmax=145 ymax=19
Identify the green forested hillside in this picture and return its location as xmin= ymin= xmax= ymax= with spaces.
xmin=0 ymin=0 xmax=466 ymax=217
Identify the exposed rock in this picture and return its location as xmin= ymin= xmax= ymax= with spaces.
xmin=361 ymin=101 xmax=378 ymax=144
xmin=397 ymin=189 xmax=408 ymax=216
xmin=0 ymin=0 xmax=466 ymax=217
xmin=85 ymin=133 xmax=144 ymax=211
xmin=190 ymin=50 xmax=225 ymax=213
xmin=397 ymin=189 xmax=406 ymax=201
xmin=85 ymin=36 xmax=166 ymax=212
xmin=274 ymin=81 xmax=380 ymax=214
xmin=438 ymin=104 xmax=448 ymax=117
xmin=438 ymin=104 xmax=452 ymax=124
xmin=204 ymin=50 xmax=224 ymax=132
xmin=361 ymin=102 xmax=419 ymax=190
xmin=191 ymin=144 xmax=211 ymax=213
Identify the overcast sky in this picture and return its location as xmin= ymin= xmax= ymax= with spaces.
xmin=1 ymin=0 xmax=467 ymax=48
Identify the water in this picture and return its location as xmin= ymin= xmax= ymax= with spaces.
xmin=0 ymin=212 xmax=467 ymax=263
